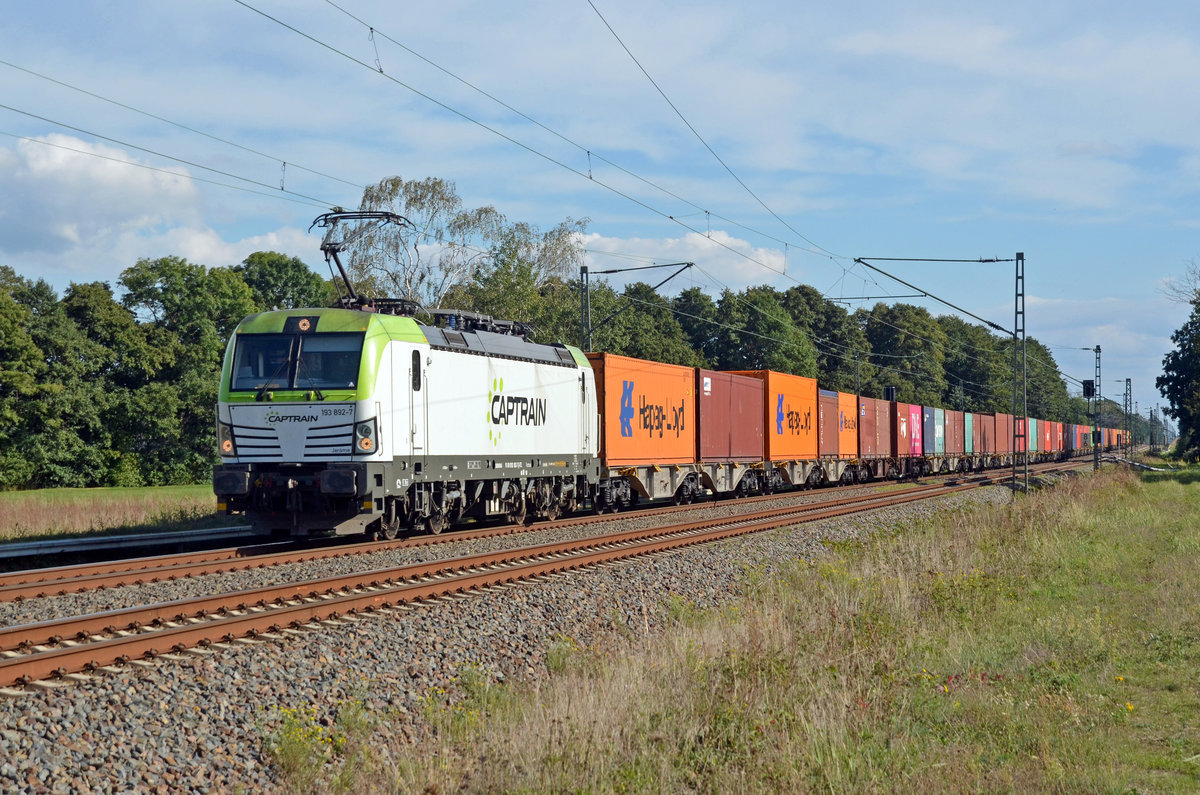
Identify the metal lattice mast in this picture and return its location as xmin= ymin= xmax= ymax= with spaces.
xmin=1012 ymin=253 xmax=1028 ymax=490
xmin=1093 ymin=346 xmax=1101 ymax=472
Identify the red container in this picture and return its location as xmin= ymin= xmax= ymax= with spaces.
xmin=730 ymin=370 xmax=818 ymax=461
xmin=978 ymin=413 xmax=994 ymax=455
xmin=996 ymin=413 xmax=1014 ymax=454
xmin=818 ymin=390 xmax=839 ymax=457
xmin=971 ymin=412 xmax=985 ymax=454
xmin=698 ymin=369 xmax=764 ymax=462
xmin=908 ymin=404 xmax=924 ymax=457
xmin=586 ymin=352 xmax=696 ymax=467
xmin=945 ymin=410 xmax=964 ymax=455
xmin=858 ymin=397 xmax=894 ymax=458
xmin=838 ymin=392 xmax=859 ymax=458
xmin=891 ymin=402 xmax=912 ymax=460
xmin=1042 ymin=421 xmax=1053 ymax=452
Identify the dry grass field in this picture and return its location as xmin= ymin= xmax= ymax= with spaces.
xmin=0 ymin=485 xmax=224 ymax=541
xmin=269 ymin=463 xmax=1200 ymax=792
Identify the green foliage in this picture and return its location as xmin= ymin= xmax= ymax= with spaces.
xmin=709 ymin=287 xmax=818 ymax=377
xmin=865 ymin=302 xmax=948 ymax=405
xmin=600 ymin=282 xmax=704 ymax=366
xmin=236 ymin=251 xmax=332 ymax=310
xmin=938 ymin=314 xmax=1009 ymax=412
xmin=1158 ymin=299 xmax=1200 ymax=458
xmin=782 ymin=285 xmax=876 ymax=394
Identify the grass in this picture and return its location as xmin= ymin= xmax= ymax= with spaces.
xmin=268 ymin=464 xmax=1200 ymax=793
xmin=0 ymin=485 xmax=233 ymax=541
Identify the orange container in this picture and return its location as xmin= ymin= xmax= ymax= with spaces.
xmin=729 ymin=370 xmax=818 ymax=461
xmin=586 ymin=352 xmax=696 ymax=466
xmin=837 ymin=391 xmax=859 ymax=458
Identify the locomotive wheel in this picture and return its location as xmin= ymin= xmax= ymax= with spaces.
xmin=507 ymin=494 xmax=527 ymax=525
xmin=424 ymin=512 xmax=445 ymax=535
xmin=377 ymin=517 xmax=401 ymax=541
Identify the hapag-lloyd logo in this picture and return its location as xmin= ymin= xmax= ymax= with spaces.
xmin=264 ymin=410 xmax=319 ymax=423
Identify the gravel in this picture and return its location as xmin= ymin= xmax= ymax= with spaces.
xmin=0 ymin=484 xmax=1012 ymax=793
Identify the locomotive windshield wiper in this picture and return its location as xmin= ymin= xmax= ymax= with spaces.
xmin=255 ymin=359 xmax=291 ymax=402
xmin=295 ymin=355 xmax=326 ymax=401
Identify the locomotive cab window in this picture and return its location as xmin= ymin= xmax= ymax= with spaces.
xmin=296 ymin=333 xmax=364 ymax=389
xmin=230 ymin=332 xmax=364 ymax=391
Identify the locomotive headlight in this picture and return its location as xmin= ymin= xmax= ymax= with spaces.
xmin=354 ymin=418 xmax=378 ymax=454
xmin=217 ymin=421 xmax=236 ymax=457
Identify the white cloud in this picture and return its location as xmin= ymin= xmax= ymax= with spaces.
xmin=582 ymin=228 xmax=787 ymax=294
xmin=0 ymin=135 xmax=320 ymax=289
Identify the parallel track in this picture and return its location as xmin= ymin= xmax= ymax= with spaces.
xmin=0 ymin=460 xmax=1082 ymax=603
xmin=0 ymin=464 xmax=1084 ymax=690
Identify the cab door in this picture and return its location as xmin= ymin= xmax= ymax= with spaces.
xmin=580 ymin=370 xmax=592 ymax=456
xmin=408 ymin=348 xmax=427 ymax=472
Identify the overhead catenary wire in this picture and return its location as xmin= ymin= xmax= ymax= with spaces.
xmin=322 ymin=0 xmax=838 ymax=266
xmin=0 ymin=102 xmax=337 ymax=207
xmin=585 ymin=0 xmax=840 ymax=261
xmin=0 ymin=129 xmax=331 ymax=209
xmin=230 ymin=0 xmax=795 ymax=278
xmin=5 ymin=7 xmax=1086 ymax=401
xmin=0 ymin=57 xmax=365 ymax=192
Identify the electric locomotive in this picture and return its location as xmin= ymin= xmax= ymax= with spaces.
xmin=212 ymin=212 xmax=599 ymax=537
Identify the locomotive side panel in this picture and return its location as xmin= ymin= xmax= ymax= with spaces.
xmin=423 ymin=347 xmax=589 ymax=460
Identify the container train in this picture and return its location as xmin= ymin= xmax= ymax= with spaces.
xmin=211 ymin=303 xmax=1126 ymax=539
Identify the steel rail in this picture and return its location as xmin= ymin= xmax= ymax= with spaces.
xmin=0 ymin=475 xmax=966 ymax=601
xmin=0 ymin=459 xmax=1083 ymax=604
xmin=0 ymin=474 xmax=1029 ymax=687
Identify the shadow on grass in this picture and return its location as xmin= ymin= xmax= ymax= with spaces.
xmin=1139 ymin=470 xmax=1200 ymax=486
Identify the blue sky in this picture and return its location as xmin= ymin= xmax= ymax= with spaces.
xmin=2 ymin=0 xmax=1197 ymax=419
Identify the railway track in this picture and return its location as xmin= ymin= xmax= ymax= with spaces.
xmin=0 ymin=463 xmax=1083 ymax=691
xmin=0 ymin=463 xmax=1065 ymax=603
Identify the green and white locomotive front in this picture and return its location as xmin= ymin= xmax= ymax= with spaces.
xmin=212 ymin=308 xmax=422 ymax=536
xmin=213 ymin=306 xmax=601 ymax=537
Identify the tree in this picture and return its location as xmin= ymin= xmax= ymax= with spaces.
xmin=496 ymin=218 xmax=589 ymax=287
xmin=597 ymin=282 xmax=703 ymax=366
xmin=998 ymin=337 xmax=1070 ymax=421
xmin=937 ymin=315 xmax=1008 ymax=412
xmin=346 ymin=176 xmax=505 ymax=309
xmin=235 ymin=251 xmax=332 ymax=311
xmin=865 ymin=303 xmax=947 ymax=406
xmin=442 ymin=221 xmax=587 ymax=346
xmin=1157 ymin=298 xmax=1200 ymax=457
xmin=1159 ymin=259 xmax=1200 ymax=305
xmin=120 ymin=257 xmax=257 ymax=482
xmin=672 ymin=287 xmax=720 ymax=367
xmin=709 ymin=287 xmax=818 ymax=377
xmin=0 ymin=287 xmax=43 ymax=487
xmin=781 ymin=285 xmax=876 ymax=394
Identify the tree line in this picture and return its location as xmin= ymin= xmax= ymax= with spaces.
xmin=0 ymin=175 xmax=1124 ymax=490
